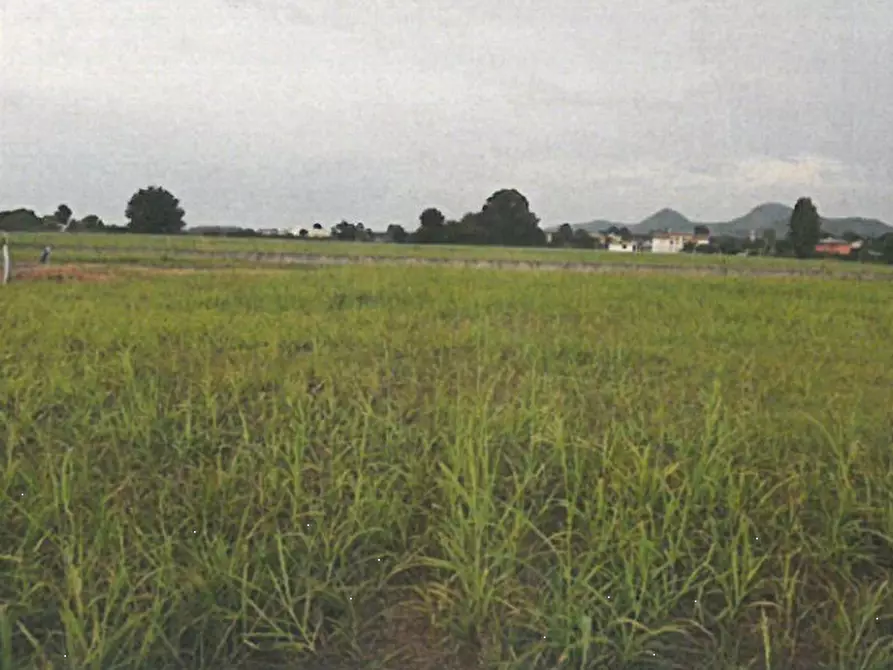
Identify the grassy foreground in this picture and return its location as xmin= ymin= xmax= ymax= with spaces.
xmin=2 ymin=265 xmax=893 ymax=669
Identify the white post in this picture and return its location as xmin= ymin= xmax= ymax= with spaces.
xmin=1 ymin=234 xmax=10 ymax=285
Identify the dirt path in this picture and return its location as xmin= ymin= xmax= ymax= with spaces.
xmin=7 ymin=239 xmax=893 ymax=279
xmin=9 ymin=263 xmax=211 ymax=283
xmin=245 ymin=252 xmax=890 ymax=280
xmin=9 ymin=253 xmax=893 ymax=282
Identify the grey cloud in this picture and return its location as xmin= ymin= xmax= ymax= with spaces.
xmin=2 ymin=0 xmax=890 ymax=229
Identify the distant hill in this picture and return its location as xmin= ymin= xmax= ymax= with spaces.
xmin=559 ymin=202 xmax=892 ymax=238
xmin=637 ymin=208 xmax=692 ymax=232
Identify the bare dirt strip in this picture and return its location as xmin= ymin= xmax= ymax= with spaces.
xmin=9 ymin=264 xmax=208 ymax=283
xmin=234 ymin=252 xmax=891 ymax=280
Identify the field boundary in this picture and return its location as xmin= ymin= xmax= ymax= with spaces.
xmin=21 ymin=245 xmax=893 ymax=280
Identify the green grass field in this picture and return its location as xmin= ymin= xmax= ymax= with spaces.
xmin=3 ymin=263 xmax=893 ymax=669
xmin=7 ymin=230 xmax=893 ymax=276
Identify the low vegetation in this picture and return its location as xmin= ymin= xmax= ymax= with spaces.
xmin=5 ymin=232 xmax=893 ymax=279
xmin=3 ymin=189 xmax=892 ymax=266
xmin=3 ymin=264 xmax=893 ymax=669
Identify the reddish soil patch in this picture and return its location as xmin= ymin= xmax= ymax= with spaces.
xmin=12 ymin=263 xmax=115 ymax=283
xmin=10 ymin=263 xmax=209 ymax=283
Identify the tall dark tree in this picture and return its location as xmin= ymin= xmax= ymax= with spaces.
xmin=126 ymin=186 xmax=186 ymax=234
xmin=550 ymin=223 xmax=575 ymax=247
xmin=67 ymin=214 xmax=105 ymax=232
xmin=332 ymin=220 xmax=359 ymax=240
xmin=693 ymin=224 xmax=710 ymax=237
xmin=386 ymin=224 xmax=408 ymax=243
xmin=477 ymin=189 xmax=545 ymax=246
xmin=53 ymin=204 xmax=73 ymax=226
xmin=449 ymin=212 xmax=484 ymax=244
xmin=787 ymin=197 xmax=821 ymax=258
xmin=571 ymin=228 xmax=596 ymax=249
xmin=415 ymin=207 xmax=447 ymax=243
xmin=419 ymin=208 xmax=445 ymax=228
xmin=881 ymin=233 xmax=893 ymax=264
xmin=80 ymin=214 xmax=105 ymax=230
xmin=356 ymin=222 xmax=375 ymax=241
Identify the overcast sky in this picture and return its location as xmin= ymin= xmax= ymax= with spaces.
xmin=3 ymin=0 xmax=891 ymax=229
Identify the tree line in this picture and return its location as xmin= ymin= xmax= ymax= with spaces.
xmin=322 ymin=188 xmax=546 ymax=247
xmin=2 ymin=187 xmax=892 ymax=263
xmin=0 ymin=186 xmax=546 ymax=247
xmin=0 ymin=187 xmax=186 ymax=235
xmin=686 ymin=198 xmax=893 ymax=263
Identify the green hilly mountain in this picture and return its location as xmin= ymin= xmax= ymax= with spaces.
xmin=637 ymin=208 xmax=692 ymax=232
xmin=561 ymin=202 xmax=892 ymax=238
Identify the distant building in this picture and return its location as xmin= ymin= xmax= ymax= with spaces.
xmin=815 ymin=237 xmax=853 ymax=256
xmin=607 ymin=240 xmax=640 ymax=253
xmin=650 ymin=231 xmax=709 ymax=253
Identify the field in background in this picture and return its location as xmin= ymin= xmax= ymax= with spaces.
xmin=6 ymin=230 xmax=893 ymax=277
xmin=3 ymin=263 xmax=893 ymax=669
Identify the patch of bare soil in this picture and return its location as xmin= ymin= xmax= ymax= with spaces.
xmin=12 ymin=263 xmax=115 ymax=283
xmin=351 ymin=601 xmax=479 ymax=670
xmin=10 ymin=263 xmax=212 ymax=283
xmin=234 ymin=600 xmax=480 ymax=670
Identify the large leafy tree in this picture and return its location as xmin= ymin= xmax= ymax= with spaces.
xmin=477 ymin=189 xmax=545 ymax=246
xmin=448 ymin=212 xmax=484 ymax=244
xmin=126 ymin=186 xmax=186 ymax=234
xmin=787 ymin=197 xmax=821 ymax=258
xmin=419 ymin=207 xmax=445 ymax=229
xmin=0 ymin=209 xmax=42 ymax=231
xmin=332 ymin=220 xmax=371 ymax=241
xmin=72 ymin=214 xmax=106 ymax=232
xmin=571 ymin=228 xmax=596 ymax=249
xmin=53 ymin=204 xmax=73 ymax=226
xmin=80 ymin=214 xmax=105 ymax=230
xmin=550 ymin=223 xmax=575 ymax=247
xmin=386 ymin=224 xmax=408 ymax=243
xmin=414 ymin=207 xmax=447 ymax=243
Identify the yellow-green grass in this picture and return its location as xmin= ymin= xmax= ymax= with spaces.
xmin=2 ymin=265 xmax=893 ymax=669
xmin=6 ymin=233 xmax=893 ymax=280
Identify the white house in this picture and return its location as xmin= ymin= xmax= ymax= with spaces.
xmin=607 ymin=240 xmax=640 ymax=253
xmin=290 ymin=225 xmax=330 ymax=238
xmin=651 ymin=234 xmax=686 ymax=254
xmin=651 ymin=231 xmax=710 ymax=253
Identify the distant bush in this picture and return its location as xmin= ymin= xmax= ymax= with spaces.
xmin=0 ymin=208 xmax=43 ymax=231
